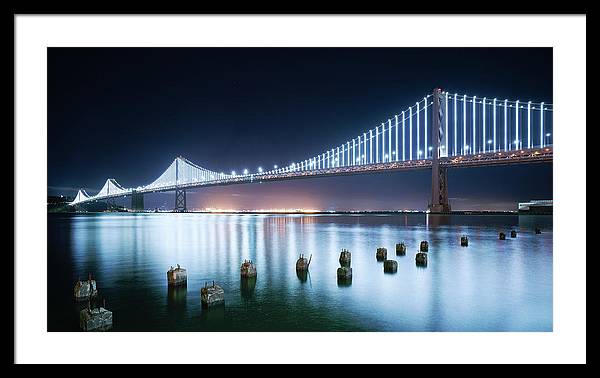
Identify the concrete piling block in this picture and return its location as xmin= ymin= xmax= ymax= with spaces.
xmin=296 ymin=269 xmax=308 ymax=283
xmin=339 ymin=249 xmax=351 ymax=266
xmin=535 ymin=227 xmax=542 ymax=234
xmin=201 ymin=281 xmax=225 ymax=307
xmin=240 ymin=260 xmax=257 ymax=278
xmin=510 ymin=230 xmax=517 ymax=238
xmin=419 ymin=241 xmax=429 ymax=252
xmin=296 ymin=253 xmax=311 ymax=271
xmin=499 ymin=232 xmax=506 ymax=240
xmin=167 ymin=264 xmax=187 ymax=286
xmin=240 ymin=276 xmax=257 ymax=299
xmin=415 ymin=252 xmax=428 ymax=266
xmin=337 ymin=266 xmax=352 ymax=280
xmin=460 ymin=235 xmax=469 ymax=247
xmin=376 ymin=247 xmax=387 ymax=261
xmin=80 ymin=303 xmax=112 ymax=331
xmin=74 ymin=273 xmax=98 ymax=301
xmin=383 ymin=259 xmax=398 ymax=273
xmin=396 ymin=242 xmax=406 ymax=256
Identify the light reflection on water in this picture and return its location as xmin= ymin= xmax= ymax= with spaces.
xmin=48 ymin=213 xmax=552 ymax=331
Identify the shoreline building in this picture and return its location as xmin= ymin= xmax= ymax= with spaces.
xmin=518 ymin=199 xmax=553 ymax=214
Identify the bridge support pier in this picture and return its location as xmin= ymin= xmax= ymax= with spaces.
xmin=175 ymin=188 xmax=187 ymax=212
xmin=131 ymin=191 xmax=144 ymax=212
xmin=430 ymin=165 xmax=451 ymax=213
xmin=107 ymin=197 xmax=116 ymax=210
xmin=429 ymin=87 xmax=451 ymax=213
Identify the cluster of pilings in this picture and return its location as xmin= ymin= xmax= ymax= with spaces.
xmin=371 ymin=240 xmax=429 ymax=272
xmin=383 ymin=241 xmax=430 ymax=267
xmin=415 ymin=240 xmax=428 ymax=266
xmin=72 ymin=225 xmax=545 ymax=330
xmin=376 ymin=246 xmax=397 ymax=274
xmin=74 ymin=273 xmax=113 ymax=331
xmin=163 ymin=259 xmax=261 ymax=309
xmin=498 ymin=227 xmax=542 ymax=240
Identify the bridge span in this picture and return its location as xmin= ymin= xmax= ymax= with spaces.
xmin=70 ymin=88 xmax=553 ymax=212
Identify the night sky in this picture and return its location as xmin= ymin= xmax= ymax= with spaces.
xmin=47 ymin=48 xmax=553 ymax=211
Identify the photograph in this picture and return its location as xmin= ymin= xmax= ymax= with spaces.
xmin=47 ymin=47 xmax=553 ymax=332
xmin=14 ymin=14 xmax=586 ymax=365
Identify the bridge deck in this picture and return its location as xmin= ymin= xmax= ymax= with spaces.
xmin=76 ymin=147 xmax=552 ymax=203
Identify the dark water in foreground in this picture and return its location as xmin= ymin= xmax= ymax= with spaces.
xmin=47 ymin=213 xmax=552 ymax=331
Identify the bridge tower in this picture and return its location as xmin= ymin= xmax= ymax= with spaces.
xmin=174 ymin=157 xmax=187 ymax=212
xmin=131 ymin=190 xmax=144 ymax=211
xmin=429 ymin=87 xmax=451 ymax=213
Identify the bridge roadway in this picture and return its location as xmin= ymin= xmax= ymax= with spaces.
xmin=83 ymin=146 xmax=553 ymax=202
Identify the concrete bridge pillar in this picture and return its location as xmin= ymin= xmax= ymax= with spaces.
xmin=175 ymin=188 xmax=186 ymax=212
xmin=107 ymin=197 xmax=117 ymax=210
xmin=429 ymin=87 xmax=451 ymax=213
xmin=131 ymin=191 xmax=144 ymax=212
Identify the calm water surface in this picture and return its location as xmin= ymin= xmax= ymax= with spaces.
xmin=47 ymin=213 xmax=552 ymax=331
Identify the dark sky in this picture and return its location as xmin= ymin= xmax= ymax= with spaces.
xmin=47 ymin=48 xmax=553 ymax=211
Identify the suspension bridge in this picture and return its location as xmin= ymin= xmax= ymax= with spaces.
xmin=69 ymin=88 xmax=553 ymax=212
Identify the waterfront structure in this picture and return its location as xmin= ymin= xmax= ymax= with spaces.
xmin=518 ymin=199 xmax=553 ymax=214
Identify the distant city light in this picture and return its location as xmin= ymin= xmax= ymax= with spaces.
xmin=546 ymin=133 xmax=551 ymax=137
xmin=243 ymin=169 xmax=248 ymax=175
xmin=257 ymin=167 xmax=263 ymax=173
xmin=487 ymin=140 xmax=493 ymax=144
xmin=231 ymin=171 xmax=236 ymax=176
xmin=274 ymin=165 xmax=278 ymax=169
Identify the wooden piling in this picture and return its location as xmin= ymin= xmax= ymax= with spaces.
xmin=383 ymin=259 xmax=398 ymax=273
xmin=396 ymin=242 xmax=406 ymax=256
xmin=339 ymin=249 xmax=351 ymax=266
xmin=376 ymin=247 xmax=387 ymax=261
xmin=240 ymin=260 xmax=257 ymax=278
xmin=416 ymin=252 xmax=428 ymax=266
xmin=296 ymin=253 xmax=311 ymax=271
